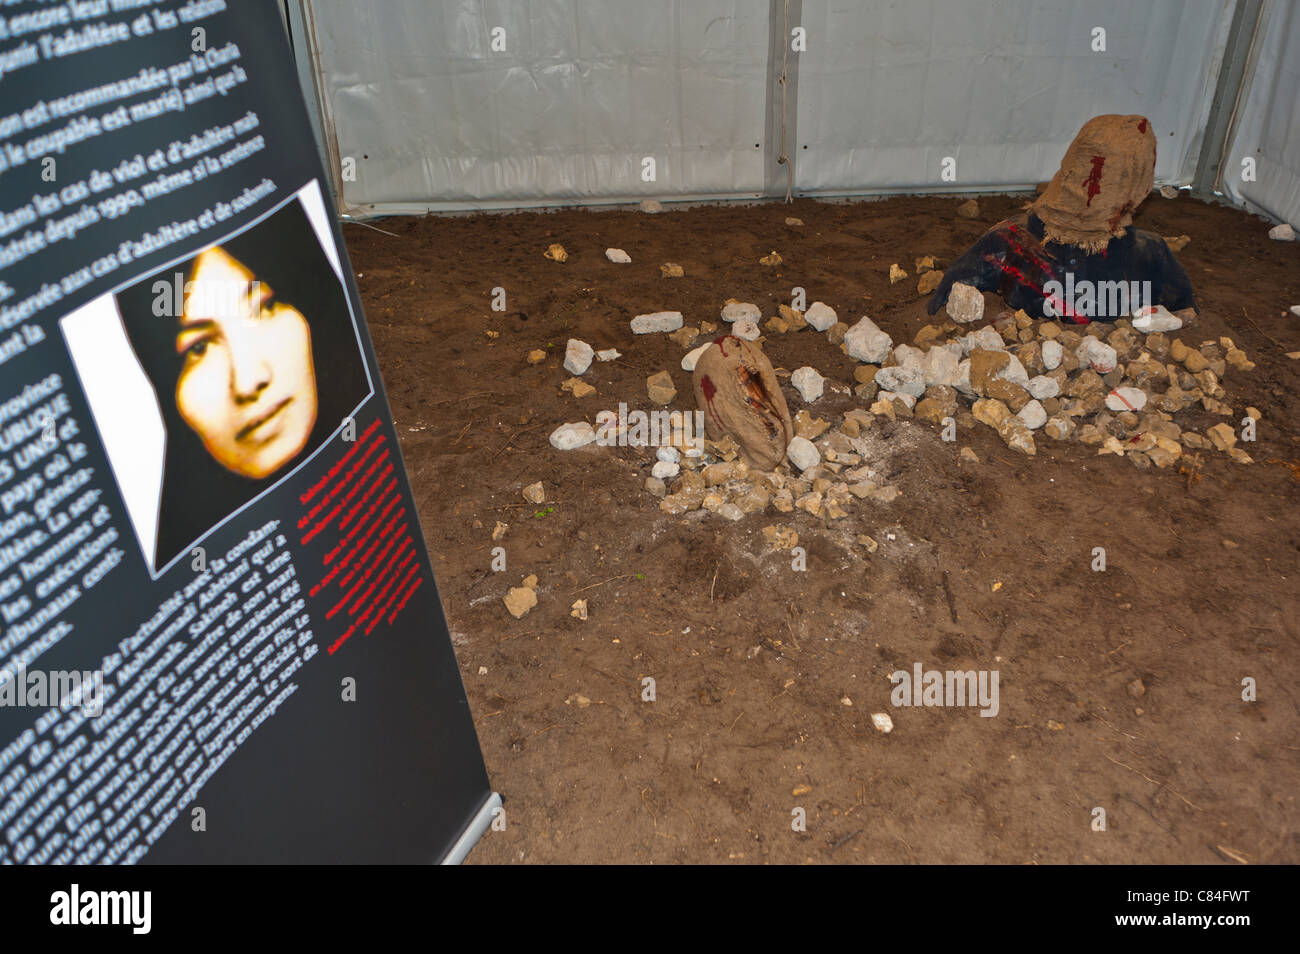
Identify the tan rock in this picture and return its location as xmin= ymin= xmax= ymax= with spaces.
xmin=889 ymin=263 xmax=908 ymax=284
xmin=504 ymin=586 xmax=538 ymax=618
xmin=668 ymin=326 xmax=699 ymax=348
xmin=794 ymin=409 xmax=831 ymax=440
xmin=917 ymin=271 xmax=942 ymax=296
xmin=1207 ymin=422 xmax=1237 ymax=451
xmin=660 ymin=262 xmax=684 ymax=278
xmin=544 ymin=244 xmax=568 ymax=262
xmin=647 ymin=370 xmax=677 ymax=405
xmin=522 ymin=481 xmax=545 ymax=503
xmin=527 ymin=349 xmax=547 ymax=365
xmin=969 ymin=348 xmax=1011 ymax=395
xmin=972 ymin=398 xmax=1010 ymax=428
xmin=996 ymin=417 xmax=1036 ymax=455
xmin=763 ymin=526 xmax=799 ymax=551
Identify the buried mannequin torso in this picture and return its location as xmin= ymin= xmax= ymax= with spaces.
xmin=926 ymin=212 xmax=1198 ymax=323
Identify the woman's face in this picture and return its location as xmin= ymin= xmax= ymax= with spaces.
xmin=176 ymin=246 xmax=318 ymax=479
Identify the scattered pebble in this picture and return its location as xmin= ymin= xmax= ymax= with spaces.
xmin=786 ymin=436 xmax=820 ymax=471
xmin=605 ymin=248 xmax=631 ymax=263
xmin=1132 ymin=304 xmax=1182 ymax=332
xmin=682 ymin=342 xmax=710 ymax=371
xmin=889 ymin=263 xmax=907 ymax=284
xmin=759 ymin=251 xmax=783 ymax=266
xmin=791 ymin=366 xmax=826 ymax=402
xmin=550 ymin=421 xmax=596 ymax=450
xmin=492 ymin=521 xmax=508 ymax=541
xmin=570 ymin=599 xmax=588 ymax=620
xmin=1160 ymin=185 xmax=1179 ymax=199
xmin=631 ymin=311 xmax=684 ymax=334
xmin=946 ymin=282 xmax=985 ymax=324
xmin=804 ymin=301 xmax=838 ymax=332
xmin=1105 ymin=387 xmax=1147 ymax=412
xmin=564 ymin=338 xmax=594 ymax=375
xmin=504 ymin=577 xmax=538 ymax=618
xmin=785 ymin=216 xmax=804 ymax=226
xmin=651 ymin=461 xmax=680 ymax=479
xmin=844 ymin=316 xmax=893 ymax=363
xmin=646 ymin=370 xmax=677 ymax=405
xmin=721 ymin=301 xmax=761 ymax=323
xmin=596 ymin=348 xmax=621 ymax=362
xmin=660 ymin=262 xmax=684 ymax=278
xmin=731 ymin=319 xmax=761 ymax=341
xmin=543 ymin=243 xmax=568 ymax=262
xmin=956 ymin=198 xmax=980 ymax=218
xmin=871 ymin=712 xmax=894 ymax=734
xmin=1268 ymin=222 xmax=1296 ymax=241
xmin=522 ymin=481 xmax=545 ymax=503
xmin=639 ymin=199 xmax=663 ymax=213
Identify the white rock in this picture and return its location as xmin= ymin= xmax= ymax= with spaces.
xmin=844 ymin=316 xmax=893 ymax=363
xmin=1132 ymin=304 xmax=1182 ymax=332
xmin=550 ymin=422 xmax=596 ymax=450
xmin=791 ymin=366 xmax=825 ymax=402
xmin=656 ymin=446 xmax=680 ymax=463
xmin=721 ymin=302 xmax=761 ymax=323
xmin=639 ymin=199 xmax=663 ymax=213
xmin=878 ymin=390 xmax=917 ymax=410
xmin=874 ymin=366 xmax=926 ymax=398
xmin=922 ymin=346 xmax=961 ymax=388
xmin=631 ymin=311 xmax=684 ymax=334
xmin=681 ymin=343 xmax=710 ymax=372
xmin=1160 ymin=185 xmax=1179 ymax=199
xmin=786 ymin=436 xmax=820 ymax=471
xmin=954 ymin=358 xmax=975 ymax=397
xmin=1076 ymin=337 xmax=1118 ymax=373
xmin=1017 ymin=400 xmax=1047 ymax=430
xmin=999 ymin=353 xmax=1029 ymax=386
xmin=804 ymin=301 xmax=837 ymax=332
xmin=892 ymin=344 xmax=926 ymax=373
xmin=596 ymin=348 xmax=621 ymax=362
xmin=1041 ymin=339 xmax=1063 ymax=370
xmin=1105 ymin=387 xmax=1148 ymax=412
xmin=1026 ymin=375 xmax=1060 ymax=400
xmin=732 ymin=319 xmax=761 ymax=341
xmin=564 ymin=338 xmax=594 ymax=375
xmin=871 ymin=712 xmax=894 ymax=733
xmin=960 ymin=326 xmax=1005 ymax=355
xmin=1268 ymin=222 xmax=1296 ymax=241
xmin=946 ymin=282 xmax=985 ymax=324
xmin=651 ymin=461 xmax=680 ymax=479
xmin=605 ymin=248 xmax=631 ymax=263
xmin=717 ymin=503 xmax=744 ymax=521
xmin=1291 ymin=305 xmax=1300 ymax=318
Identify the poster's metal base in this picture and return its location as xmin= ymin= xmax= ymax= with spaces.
xmin=440 ymin=792 xmax=502 ymax=865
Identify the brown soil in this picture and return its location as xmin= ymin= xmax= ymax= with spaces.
xmin=344 ymin=193 xmax=1300 ymax=864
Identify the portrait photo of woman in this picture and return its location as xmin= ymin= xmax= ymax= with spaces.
xmin=62 ymin=185 xmax=372 ymax=575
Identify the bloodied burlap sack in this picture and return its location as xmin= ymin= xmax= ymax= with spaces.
xmin=1032 ymin=114 xmax=1157 ymax=253
xmin=692 ymin=336 xmax=793 ymax=470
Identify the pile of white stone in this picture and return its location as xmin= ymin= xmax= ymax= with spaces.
xmin=842 ymin=286 xmax=1259 ymax=468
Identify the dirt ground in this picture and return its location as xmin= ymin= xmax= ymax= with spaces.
xmin=343 ymin=193 xmax=1299 ymax=864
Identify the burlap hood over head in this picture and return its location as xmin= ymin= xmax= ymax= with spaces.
xmin=1032 ymin=114 xmax=1157 ymax=253
xmin=692 ymin=336 xmax=793 ymax=471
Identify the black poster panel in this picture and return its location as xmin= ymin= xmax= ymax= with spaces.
xmin=0 ymin=0 xmax=494 ymax=863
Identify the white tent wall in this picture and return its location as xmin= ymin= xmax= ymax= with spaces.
xmin=1222 ymin=0 xmax=1300 ymax=227
xmin=793 ymin=0 xmax=1235 ymax=194
xmin=303 ymin=0 xmax=772 ymax=214
xmin=296 ymin=0 xmax=1296 ymax=220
